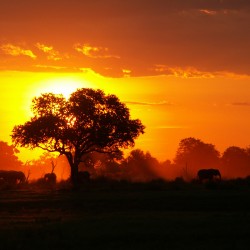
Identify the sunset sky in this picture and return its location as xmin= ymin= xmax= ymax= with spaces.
xmin=1 ymin=0 xmax=250 ymax=162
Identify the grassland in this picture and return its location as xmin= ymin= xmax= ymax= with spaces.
xmin=0 ymin=180 xmax=250 ymax=250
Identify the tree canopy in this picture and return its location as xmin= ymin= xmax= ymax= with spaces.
xmin=12 ymin=88 xmax=145 ymax=185
xmin=221 ymin=146 xmax=250 ymax=177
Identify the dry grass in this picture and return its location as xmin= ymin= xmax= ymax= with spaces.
xmin=0 ymin=180 xmax=250 ymax=249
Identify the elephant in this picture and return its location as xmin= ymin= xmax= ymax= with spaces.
xmin=197 ymin=169 xmax=221 ymax=182
xmin=44 ymin=172 xmax=57 ymax=185
xmin=0 ymin=170 xmax=26 ymax=185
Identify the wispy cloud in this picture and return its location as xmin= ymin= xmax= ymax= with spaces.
xmin=153 ymin=65 xmax=215 ymax=78
xmin=36 ymin=43 xmax=63 ymax=61
xmin=154 ymin=125 xmax=189 ymax=129
xmin=126 ymin=101 xmax=173 ymax=106
xmin=34 ymin=64 xmax=76 ymax=71
xmin=0 ymin=44 xmax=36 ymax=59
xmin=74 ymin=43 xmax=120 ymax=59
xmin=199 ymin=9 xmax=217 ymax=15
xmin=231 ymin=102 xmax=250 ymax=106
xmin=122 ymin=69 xmax=131 ymax=77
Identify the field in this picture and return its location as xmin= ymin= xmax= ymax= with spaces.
xmin=1 ymin=181 xmax=250 ymax=250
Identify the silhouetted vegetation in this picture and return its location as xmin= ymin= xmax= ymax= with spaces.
xmin=23 ymin=153 xmax=70 ymax=181
xmin=0 ymin=141 xmax=23 ymax=171
xmin=174 ymin=137 xmax=220 ymax=179
xmin=2 ymin=135 xmax=250 ymax=189
xmin=2 ymin=88 xmax=249 ymax=186
xmin=0 ymin=88 xmax=249 ymax=186
xmin=222 ymin=146 xmax=250 ymax=177
xmin=11 ymin=88 xmax=145 ymax=187
xmin=2 ymin=135 xmax=250 ymax=249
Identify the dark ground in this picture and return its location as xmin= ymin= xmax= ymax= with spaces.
xmin=0 ymin=181 xmax=250 ymax=250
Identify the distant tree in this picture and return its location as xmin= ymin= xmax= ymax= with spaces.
xmin=0 ymin=141 xmax=23 ymax=170
xmin=121 ymin=149 xmax=160 ymax=182
xmin=221 ymin=146 xmax=250 ymax=177
xmin=161 ymin=159 xmax=176 ymax=180
xmin=11 ymin=88 xmax=144 ymax=187
xmin=174 ymin=137 xmax=220 ymax=178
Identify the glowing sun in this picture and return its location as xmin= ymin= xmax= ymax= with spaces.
xmin=34 ymin=76 xmax=91 ymax=98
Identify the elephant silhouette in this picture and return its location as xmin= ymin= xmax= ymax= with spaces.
xmin=44 ymin=172 xmax=57 ymax=184
xmin=0 ymin=170 xmax=26 ymax=185
xmin=43 ymin=159 xmax=57 ymax=185
xmin=197 ymin=169 xmax=221 ymax=182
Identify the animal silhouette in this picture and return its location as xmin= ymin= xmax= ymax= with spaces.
xmin=197 ymin=169 xmax=221 ymax=182
xmin=0 ymin=170 xmax=26 ymax=185
xmin=43 ymin=160 xmax=57 ymax=185
xmin=44 ymin=172 xmax=56 ymax=184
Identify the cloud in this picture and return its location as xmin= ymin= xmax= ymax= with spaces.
xmin=122 ymin=69 xmax=132 ymax=77
xmin=0 ymin=44 xmax=36 ymax=59
xmin=153 ymin=65 xmax=215 ymax=78
xmin=74 ymin=43 xmax=120 ymax=59
xmin=36 ymin=43 xmax=63 ymax=61
xmin=154 ymin=125 xmax=188 ymax=129
xmin=231 ymin=102 xmax=250 ymax=106
xmin=34 ymin=64 xmax=81 ymax=72
xmin=1 ymin=1 xmax=250 ymax=77
xmin=199 ymin=9 xmax=217 ymax=15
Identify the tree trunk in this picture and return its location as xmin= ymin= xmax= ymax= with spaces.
xmin=70 ymin=163 xmax=79 ymax=189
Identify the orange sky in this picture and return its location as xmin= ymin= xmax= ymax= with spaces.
xmin=1 ymin=0 xmax=250 ymax=162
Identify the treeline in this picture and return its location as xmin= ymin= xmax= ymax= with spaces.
xmin=77 ymin=137 xmax=250 ymax=181
xmin=171 ymin=137 xmax=250 ymax=180
xmin=1 ymin=137 xmax=250 ymax=182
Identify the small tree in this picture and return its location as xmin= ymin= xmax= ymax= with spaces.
xmin=12 ymin=88 xmax=145 ymax=186
xmin=0 ymin=141 xmax=23 ymax=170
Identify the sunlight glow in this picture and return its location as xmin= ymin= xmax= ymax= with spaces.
xmin=33 ymin=76 xmax=91 ymax=99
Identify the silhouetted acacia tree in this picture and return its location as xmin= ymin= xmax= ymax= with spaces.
xmin=174 ymin=137 xmax=220 ymax=177
xmin=0 ymin=141 xmax=23 ymax=170
xmin=11 ymin=88 xmax=145 ymax=186
xmin=221 ymin=146 xmax=250 ymax=177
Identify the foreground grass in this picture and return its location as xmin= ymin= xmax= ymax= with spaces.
xmin=0 ymin=183 xmax=250 ymax=250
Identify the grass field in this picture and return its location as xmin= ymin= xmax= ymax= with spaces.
xmin=0 ymin=181 xmax=250 ymax=250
